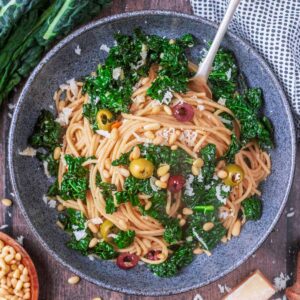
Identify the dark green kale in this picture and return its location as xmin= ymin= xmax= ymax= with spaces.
xmin=199 ymin=144 xmax=217 ymax=183
xmin=115 ymin=191 xmax=139 ymax=206
xmin=113 ymin=230 xmax=135 ymax=249
xmin=29 ymin=110 xmax=62 ymax=151
xmin=111 ymin=151 xmax=132 ymax=167
xmin=241 ymin=197 xmax=262 ymax=221
xmin=149 ymin=243 xmax=194 ymax=277
xmin=163 ymin=219 xmax=182 ymax=244
xmin=59 ymin=155 xmax=89 ymax=200
xmin=67 ymin=233 xmax=92 ymax=256
xmin=208 ymin=48 xmax=238 ymax=100
xmin=98 ymin=182 xmax=117 ymax=214
xmin=94 ymin=241 xmax=118 ymax=260
xmin=36 ymin=152 xmax=59 ymax=177
xmin=226 ymin=89 xmax=273 ymax=149
xmin=221 ymin=133 xmax=241 ymax=163
xmin=47 ymin=179 xmax=59 ymax=197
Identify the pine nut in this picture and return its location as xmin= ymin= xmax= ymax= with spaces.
xmin=217 ymin=170 xmax=228 ymax=179
xmin=11 ymin=278 xmax=17 ymax=288
xmin=203 ymin=222 xmax=214 ymax=231
xmin=171 ymin=145 xmax=178 ymax=150
xmin=144 ymin=131 xmax=155 ymax=139
xmin=88 ymin=223 xmax=98 ymax=234
xmin=192 ymin=165 xmax=200 ymax=176
xmin=163 ymin=105 xmax=172 ymax=115
xmin=53 ymin=147 xmax=61 ymax=160
xmin=11 ymin=264 xmax=17 ymax=271
xmin=104 ymin=158 xmax=111 ymax=169
xmin=168 ymin=133 xmax=177 ymax=145
xmin=151 ymin=106 xmax=161 ymax=114
xmin=118 ymin=168 xmax=130 ymax=177
xmin=57 ymin=204 xmax=64 ymax=212
xmin=110 ymin=128 xmax=119 ymax=140
xmin=155 ymin=180 xmax=167 ymax=189
xmin=182 ymin=208 xmax=193 ymax=215
xmin=1 ymin=199 xmax=12 ymax=207
xmin=175 ymin=130 xmax=181 ymax=136
xmin=22 ymin=268 xmax=28 ymax=276
xmin=160 ymin=173 xmax=170 ymax=183
xmin=232 ymin=220 xmax=241 ymax=237
xmin=221 ymin=236 xmax=227 ymax=243
xmin=153 ymin=136 xmax=164 ymax=145
xmin=23 ymin=282 xmax=30 ymax=288
xmin=89 ymin=238 xmax=98 ymax=248
xmin=143 ymin=123 xmax=160 ymax=131
xmin=18 ymin=265 xmax=24 ymax=272
xmin=193 ymin=158 xmax=204 ymax=168
xmin=14 ymin=254 xmax=21 ymax=262
xmin=56 ymin=221 xmax=64 ymax=230
xmin=130 ymin=146 xmax=141 ymax=160
xmin=12 ymin=270 xmax=20 ymax=279
xmin=102 ymin=170 xmax=110 ymax=179
xmin=179 ymin=219 xmax=186 ymax=226
xmin=92 ymin=298 xmax=102 ymax=300
xmin=68 ymin=275 xmax=80 ymax=285
xmin=14 ymin=280 xmax=22 ymax=291
xmin=177 ymin=214 xmax=182 ymax=219
xmin=193 ymin=248 xmax=203 ymax=255
xmin=24 ymin=292 xmax=31 ymax=299
xmin=0 ymin=241 xmax=4 ymax=250
xmin=144 ymin=202 xmax=152 ymax=211
xmin=6 ymin=277 xmax=11 ymax=287
xmin=157 ymin=165 xmax=170 ymax=177
xmin=20 ymin=275 xmax=29 ymax=283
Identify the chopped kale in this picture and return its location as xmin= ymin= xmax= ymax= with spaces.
xmin=199 ymin=144 xmax=217 ymax=183
xmin=111 ymin=151 xmax=132 ymax=167
xmin=115 ymin=191 xmax=139 ymax=206
xmin=29 ymin=110 xmax=62 ymax=151
xmin=221 ymin=133 xmax=241 ymax=163
xmin=36 ymin=152 xmax=59 ymax=177
xmin=242 ymin=197 xmax=262 ymax=221
xmin=113 ymin=230 xmax=135 ymax=249
xmin=67 ymin=233 xmax=92 ymax=256
xmin=163 ymin=219 xmax=182 ymax=244
xmin=149 ymin=243 xmax=194 ymax=277
xmin=94 ymin=241 xmax=118 ymax=260
xmin=47 ymin=179 xmax=59 ymax=197
xmin=98 ymin=182 xmax=117 ymax=214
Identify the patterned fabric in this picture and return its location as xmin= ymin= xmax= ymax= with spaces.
xmin=191 ymin=0 xmax=300 ymax=134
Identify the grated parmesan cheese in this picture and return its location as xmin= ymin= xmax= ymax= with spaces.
xmin=74 ymin=229 xmax=87 ymax=241
xmin=48 ymin=199 xmax=57 ymax=209
xmin=273 ymin=272 xmax=290 ymax=291
xmin=90 ymin=217 xmax=103 ymax=225
xmin=150 ymin=177 xmax=160 ymax=192
xmin=179 ymin=130 xmax=198 ymax=147
xmin=42 ymin=194 xmax=48 ymax=204
xmin=55 ymin=107 xmax=73 ymax=126
xmin=67 ymin=78 xmax=78 ymax=97
xmin=96 ymin=130 xmax=111 ymax=139
xmin=197 ymin=170 xmax=204 ymax=183
xmin=184 ymin=175 xmax=195 ymax=197
xmin=197 ymin=104 xmax=205 ymax=111
xmin=216 ymin=184 xmax=231 ymax=204
xmin=112 ymin=67 xmax=123 ymax=80
xmin=286 ymin=211 xmax=295 ymax=218
xmin=74 ymin=45 xmax=81 ymax=55
xmin=107 ymin=233 xmax=118 ymax=239
xmin=16 ymin=236 xmax=24 ymax=245
xmin=161 ymin=90 xmax=173 ymax=105
xmin=226 ymin=68 xmax=232 ymax=80
xmin=100 ymin=44 xmax=110 ymax=52
xmin=8 ymin=103 xmax=15 ymax=110
xmin=219 ymin=117 xmax=232 ymax=125
xmin=0 ymin=225 xmax=8 ymax=230
xmin=218 ymin=283 xmax=232 ymax=294
xmin=88 ymin=255 xmax=95 ymax=261
xmin=19 ymin=147 xmax=37 ymax=157
xmin=218 ymin=98 xmax=227 ymax=106
xmin=43 ymin=161 xmax=51 ymax=178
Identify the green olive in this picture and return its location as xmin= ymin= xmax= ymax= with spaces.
xmin=129 ymin=158 xmax=154 ymax=179
xmin=223 ymin=164 xmax=244 ymax=186
xmin=96 ymin=109 xmax=113 ymax=131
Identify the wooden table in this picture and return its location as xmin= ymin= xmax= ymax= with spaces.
xmin=0 ymin=0 xmax=299 ymax=299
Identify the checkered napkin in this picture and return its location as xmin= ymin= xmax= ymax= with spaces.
xmin=190 ymin=0 xmax=300 ymax=135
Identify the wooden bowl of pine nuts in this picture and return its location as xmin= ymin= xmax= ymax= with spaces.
xmin=0 ymin=232 xmax=38 ymax=300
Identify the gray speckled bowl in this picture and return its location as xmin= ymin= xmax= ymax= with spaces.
xmin=8 ymin=11 xmax=296 ymax=296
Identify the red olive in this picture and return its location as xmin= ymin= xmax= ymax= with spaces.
xmin=171 ymin=102 xmax=194 ymax=122
xmin=145 ymin=250 xmax=161 ymax=261
xmin=116 ymin=253 xmax=139 ymax=270
xmin=167 ymin=175 xmax=186 ymax=193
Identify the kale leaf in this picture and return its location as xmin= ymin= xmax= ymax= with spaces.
xmin=111 ymin=151 xmax=132 ymax=167
xmin=67 ymin=233 xmax=92 ymax=256
xmin=199 ymin=144 xmax=217 ymax=183
xmin=36 ymin=152 xmax=59 ymax=177
xmin=241 ymin=197 xmax=262 ymax=221
xmin=149 ymin=243 xmax=194 ymax=277
xmin=98 ymin=182 xmax=117 ymax=214
xmin=163 ymin=219 xmax=182 ymax=244
xmin=94 ymin=241 xmax=118 ymax=260
xmin=221 ymin=133 xmax=241 ymax=163
xmin=113 ymin=230 xmax=135 ymax=249
xmin=29 ymin=110 xmax=61 ymax=151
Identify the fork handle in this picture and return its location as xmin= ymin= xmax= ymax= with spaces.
xmin=196 ymin=0 xmax=241 ymax=80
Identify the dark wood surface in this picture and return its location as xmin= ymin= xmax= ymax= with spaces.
xmin=0 ymin=0 xmax=299 ymax=299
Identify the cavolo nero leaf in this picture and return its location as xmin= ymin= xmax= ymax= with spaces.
xmin=113 ymin=230 xmax=135 ymax=249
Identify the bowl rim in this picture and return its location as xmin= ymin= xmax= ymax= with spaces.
xmin=8 ymin=10 xmax=296 ymax=296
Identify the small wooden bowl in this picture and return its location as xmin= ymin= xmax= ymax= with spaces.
xmin=0 ymin=232 xmax=39 ymax=300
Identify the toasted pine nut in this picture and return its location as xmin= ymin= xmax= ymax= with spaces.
xmin=18 ymin=265 xmax=24 ymax=272
xmin=0 ymin=241 xmax=4 ymax=250
xmin=89 ymin=238 xmax=98 ymax=248
xmin=143 ymin=123 xmax=160 ymax=131
xmin=11 ymin=278 xmax=17 ymax=288
xmin=151 ymin=106 xmax=161 ymax=114
xmin=155 ymin=180 xmax=167 ymax=189
xmin=163 ymin=105 xmax=172 ymax=115
xmin=14 ymin=254 xmax=21 ymax=262
xmin=131 ymin=146 xmax=141 ymax=160
xmin=11 ymin=264 xmax=17 ymax=271
xmin=144 ymin=131 xmax=155 ymax=139
xmin=110 ymin=128 xmax=119 ymax=140
xmin=102 ymin=170 xmax=110 ymax=179
xmin=144 ymin=201 xmax=152 ymax=211
xmin=12 ymin=270 xmax=20 ymax=279
xmin=1 ymin=199 xmax=12 ymax=207
xmin=56 ymin=220 xmax=64 ymax=230
xmin=57 ymin=204 xmax=64 ymax=212
xmin=203 ymin=222 xmax=215 ymax=231
xmin=22 ymin=268 xmax=28 ymax=276
xmin=104 ymin=158 xmax=111 ymax=169
xmin=221 ymin=236 xmax=227 ymax=243
xmin=88 ymin=223 xmax=98 ymax=234
xmin=160 ymin=173 xmax=170 ymax=183
xmin=157 ymin=165 xmax=170 ymax=177
xmin=53 ymin=147 xmax=61 ymax=160
xmin=179 ymin=219 xmax=186 ymax=226
xmin=232 ymin=220 xmax=241 ymax=237
xmin=23 ymin=282 xmax=30 ymax=288
xmin=68 ymin=275 xmax=80 ymax=285
xmin=92 ymin=298 xmax=102 ymax=300
xmin=193 ymin=248 xmax=204 ymax=255
xmin=14 ymin=280 xmax=23 ymax=291
xmin=177 ymin=214 xmax=182 ymax=219
xmin=118 ymin=168 xmax=130 ymax=177
xmin=20 ymin=275 xmax=29 ymax=283
xmin=193 ymin=158 xmax=204 ymax=168
xmin=171 ymin=145 xmax=178 ymax=150
xmin=153 ymin=136 xmax=164 ymax=145
xmin=182 ymin=208 xmax=193 ymax=215
xmin=168 ymin=133 xmax=177 ymax=145
xmin=24 ymin=292 xmax=31 ymax=299
xmin=192 ymin=165 xmax=200 ymax=176
xmin=217 ymin=170 xmax=228 ymax=179
xmin=175 ymin=130 xmax=181 ymax=136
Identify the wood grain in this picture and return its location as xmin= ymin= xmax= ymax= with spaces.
xmin=0 ymin=0 xmax=299 ymax=299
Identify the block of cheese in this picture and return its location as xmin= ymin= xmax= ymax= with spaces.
xmin=222 ymin=270 xmax=276 ymax=300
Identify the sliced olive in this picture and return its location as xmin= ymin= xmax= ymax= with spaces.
xmin=223 ymin=164 xmax=244 ymax=186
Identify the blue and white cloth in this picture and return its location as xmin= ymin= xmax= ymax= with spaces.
xmin=191 ymin=0 xmax=300 ymax=134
